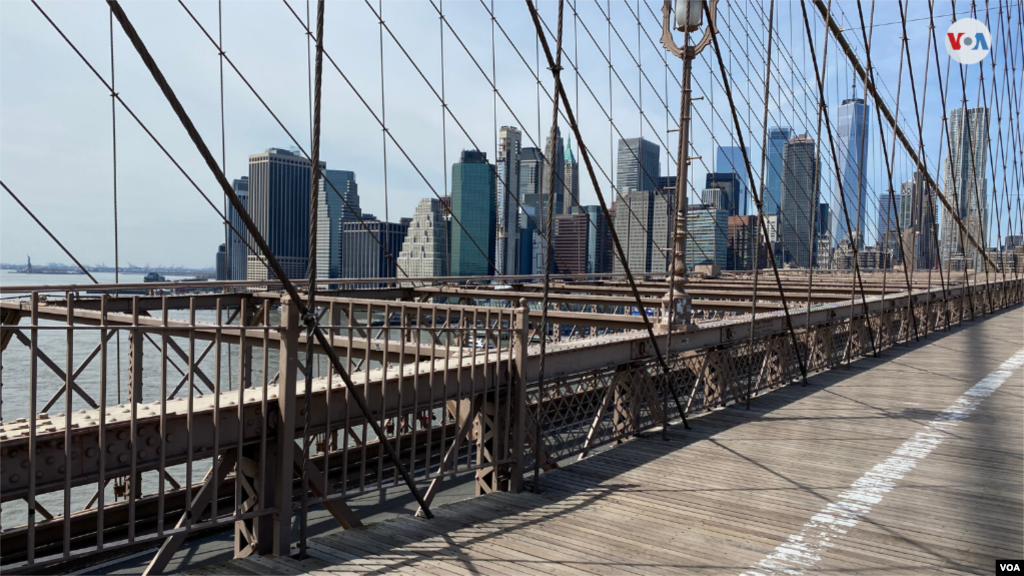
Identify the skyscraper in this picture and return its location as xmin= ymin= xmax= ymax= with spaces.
xmin=727 ymin=215 xmax=764 ymax=271
xmin=582 ymin=205 xmax=612 ymax=274
xmin=704 ymin=172 xmax=748 ymax=216
xmin=216 ymin=244 xmax=227 ymax=280
xmin=519 ymin=208 xmax=536 ymax=275
xmin=519 ymin=147 xmax=547 ymax=231
xmin=563 ymin=137 xmax=580 ymax=214
xmin=940 ymin=106 xmax=991 ymax=271
xmin=541 ymin=126 xmax=565 ymax=218
xmin=342 ymin=220 xmax=408 ymax=280
xmin=316 ymin=169 xmax=358 ymax=281
xmin=612 ymin=189 xmax=673 ymax=275
xmin=496 ymin=126 xmax=522 ymax=276
xmin=902 ymin=171 xmax=938 ymax=269
xmin=397 ymin=198 xmax=448 ymax=280
xmin=226 ymin=176 xmax=249 ymax=280
xmin=686 ymin=205 xmax=728 ymax=270
xmin=616 ymin=138 xmax=661 ymax=193
xmin=836 ymin=98 xmax=871 ymax=248
xmin=700 ymin=188 xmax=730 ymax=212
xmin=817 ymin=202 xmax=831 ymax=238
xmin=715 ymin=146 xmax=750 ymax=178
xmin=780 ymin=135 xmax=819 ymax=268
xmin=876 ymin=192 xmax=901 ymax=244
xmin=246 ymin=148 xmax=323 ymax=281
xmin=816 ymin=202 xmax=832 ymax=268
xmin=552 ymin=212 xmax=589 ymax=275
xmin=451 ymin=150 xmax=496 ymax=276
xmin=765 ymin=127 xmax=792 ymax=216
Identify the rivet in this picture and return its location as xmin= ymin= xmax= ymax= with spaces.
xmin=9 ymin=474 xmax=18 ymax=483
xmin=148 ymin=437 xmax=158 ymax=446
xmin=107 ymin=445 xmax=116 ymax=453
xmin=36 ymin=471 xmax=43 ymax=479
xmin=20 ymin=459 xmax=29 ymax=469
xmin=117 ymin=431 xmax=128 ymax=441
xmin=58 ymin=465 xmax=66 ymax=474
xmin=138 ymin=450 xmax=147 ymax=460
xmin=167 ymin=434 xmax=175 ymax=443
xmin=86 ymin=448 xmax=98 ymax=457
xmin=246 ymin=419 xmax=254 ymax=427
xmin=45 ymin=456 xmax=55 ymax=465
xmin=118 ymin=454 xmax=128 ymax=463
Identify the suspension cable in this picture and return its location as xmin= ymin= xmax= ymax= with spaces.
xmin=105 ymin=0 xmax=435 ymax=521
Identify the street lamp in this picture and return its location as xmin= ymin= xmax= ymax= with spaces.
xmin=660 ymin=0 xmax=717 ymax=331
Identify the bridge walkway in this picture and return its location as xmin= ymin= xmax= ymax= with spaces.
xmin=193 ymin=305 xmax=1024 ymax=576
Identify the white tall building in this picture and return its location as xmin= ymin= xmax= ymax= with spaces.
xmin=316 ymin=170 xmax=358 ymax=282
xmin=495 ymin=126 xmax=522 ymax=276
xmin=397 ymin=198 xmax=448 ymax=281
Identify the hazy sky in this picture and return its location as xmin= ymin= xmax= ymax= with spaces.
xmin=1 ymin=0 xmax=1016 ymax=268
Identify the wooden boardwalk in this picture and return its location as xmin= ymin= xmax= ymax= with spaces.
xmin=192 ymin=306 xmax=1024 ymax=576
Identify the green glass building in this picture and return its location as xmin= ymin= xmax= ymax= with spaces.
xmin=451 ymin=150 xmax=496 ymax=275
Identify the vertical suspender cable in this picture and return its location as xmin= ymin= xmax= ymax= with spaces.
xmin=300 ymin=0 xmax=324 ymax=559
xmin=110 ymin=7 xmax=123 ymax=407
xmin=105 ymin=0 xmax=434 ymax=524
xmin=746 ymin=0 xmax=776 ymax=409
xmin=706 ymin=0 xmax=810 ymax=387
xmin=533 ymin=0 xmax=564 ymax=492
xmin=525 ymin=0 xmax=690 ymax=446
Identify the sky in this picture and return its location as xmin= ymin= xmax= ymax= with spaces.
xmin=1 ymin=0 xmax=1019 ymax=269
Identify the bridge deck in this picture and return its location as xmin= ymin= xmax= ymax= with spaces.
xmin=195 ymin=306 xmax=1023 ymax=576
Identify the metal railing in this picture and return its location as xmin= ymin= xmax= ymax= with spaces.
xmin=0 ymin=275 xmax=1020 ymax=572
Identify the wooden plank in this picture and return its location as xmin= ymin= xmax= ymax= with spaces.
xmin=194 ymin=308 xmax=1024 ymax=576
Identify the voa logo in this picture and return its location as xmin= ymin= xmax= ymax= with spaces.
xmin=945 ymin=17 xmax=991 ymax=65
xmin=997 ymin=560 xmax=1024 ymax=574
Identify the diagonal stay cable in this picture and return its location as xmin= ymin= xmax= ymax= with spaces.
xmin=532 ymin=0 xmax=565 ymax=491
xmin=272 ymin=1 xmax=497 ymax=276
xmin=178 ymin=0 xmax=419 ymax=284
xmin=705 ymin=0 xmax=809 ymax=385
xmin=1 ymin=181 xmax=100 ymax=285
xmin=898 ymin=0 xmax=949 ymax=314
xmin=105 ymin=0 xmax=434 ymax=521
xmin=813 ymin=0 xmax=999 ymax=274
xmin=30 ymin=0 xmax=274 ymax=283
xmin=444 ymin=0 xmax=720 ymax=274
xmin=525 ymin=0 xmax=691 ymax=432
xmin=525 ymin=3 xmax=742 ymax=270
xmin=801 ymin=0 xmax=879 ymax=359
xmin=855 ymin=0 xmax=920 ymax=342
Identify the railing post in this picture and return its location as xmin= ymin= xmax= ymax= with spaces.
xmin=510 ymin=299 xmax=529 ymax=493
xmin=273 ymin=296 xmax=299 ymax=557
xmin=128 ymin=301 xmax=143 ymax=404
xmin=240 ymin=299 xmax=254 ymax=389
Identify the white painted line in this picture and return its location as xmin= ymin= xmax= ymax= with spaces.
xmin=742 ymin=347 xmax=1024 ymax=576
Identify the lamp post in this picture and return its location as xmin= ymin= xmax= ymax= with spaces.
xmin=660 ymin=0 xmax=717 ymax=331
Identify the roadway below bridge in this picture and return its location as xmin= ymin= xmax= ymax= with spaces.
xmin=197 ymin=304 xmax=1023 ymax=576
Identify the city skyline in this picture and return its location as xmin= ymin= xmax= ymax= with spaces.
xmin=1 ymin=3 xmax=1011 ymax=271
